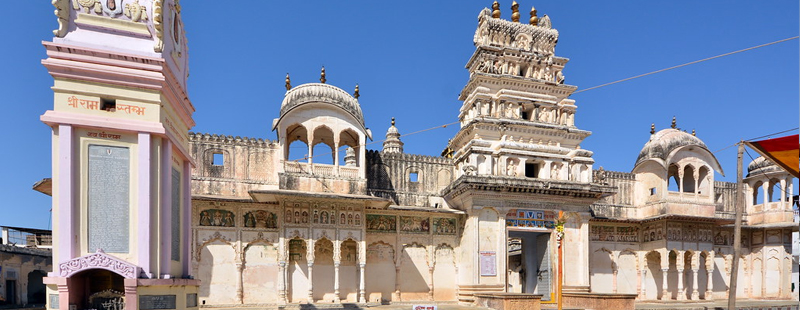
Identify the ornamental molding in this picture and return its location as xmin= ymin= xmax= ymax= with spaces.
xmin=58 ymin=249 xmax=139 ymax=279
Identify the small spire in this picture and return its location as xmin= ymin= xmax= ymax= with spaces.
xmin=671 ymin=116 xmax=676 ymax=129
xmin=354 ymin=84 xmax=360 ymax=99
xmin=320 ymin=66 xmax=326 ymax=84
xmin=650 ymin=123 xmax=655 ymax=135
xmin=692 ymin=129 xmax=696 ymax=136
xmin=391 ymin=117 xmax=395 ymax=126
xmin=285 ymin=73 xmax=291 ymax=91
xmin=529 ymin=6 xmax=538 ymax=25
xmin=511 ymin=1 xmax=520 ymax=22
xmin=491 ymin=1 xmax=501 ymax=18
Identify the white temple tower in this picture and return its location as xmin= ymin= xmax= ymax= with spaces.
xmin=442 ymin=2 xmax=615 ymax=302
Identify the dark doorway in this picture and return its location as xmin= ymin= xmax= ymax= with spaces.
xmin=27 ymin=270 xmax=46 ymax=305
xmin=5 ymin=280 xmax=16 ymax=305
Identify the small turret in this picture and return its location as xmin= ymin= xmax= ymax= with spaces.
xmin=382 ymin=117 xmax=404 ymax=153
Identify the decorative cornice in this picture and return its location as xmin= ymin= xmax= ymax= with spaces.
xmin=189 ymin=132 xmax=277 ymax=147
xmin=58 ymin=249 xmax=139 ymax=279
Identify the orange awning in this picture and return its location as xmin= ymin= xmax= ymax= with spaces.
xmin=745 ymin=134 xmax=799 ymax=178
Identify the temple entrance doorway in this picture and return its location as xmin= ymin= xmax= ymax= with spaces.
xmin=507 ymin=231 xmax=552 ymax=301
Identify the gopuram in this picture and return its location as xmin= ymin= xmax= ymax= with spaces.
xmin=37 ymin=1 xmax=797 ymax=309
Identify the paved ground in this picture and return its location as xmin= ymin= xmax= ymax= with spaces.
xmin=201 ymin=299 xmax=799 ymax=310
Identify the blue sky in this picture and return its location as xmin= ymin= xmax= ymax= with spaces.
xmin=1 ymin=1 xmax=797 ymax=229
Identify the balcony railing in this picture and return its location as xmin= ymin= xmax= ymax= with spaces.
xmin=283 ymin=161 xmax=360 ymax=179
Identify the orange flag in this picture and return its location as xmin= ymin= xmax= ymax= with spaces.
xmin=744 ymin=134 xmax=799 ymax=178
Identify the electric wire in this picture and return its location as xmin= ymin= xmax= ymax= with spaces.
xmin=289 ymin=37 xmax=798 ymax=162
xmin=572 ymin=36 xmax=798 ymax=95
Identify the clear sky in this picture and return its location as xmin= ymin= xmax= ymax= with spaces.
xmin=1 ymin=1 xmax=797 ymax=230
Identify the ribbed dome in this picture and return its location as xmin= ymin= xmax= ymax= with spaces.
xmin=747 ymin=156 xmax=781 ymax=176
xmin=278 ymin=83 xmax=364 ymax=127
xmin=634 ymin=128 xmax=710 ymax=168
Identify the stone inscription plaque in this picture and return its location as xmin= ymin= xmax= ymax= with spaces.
xmin=139 ymin=295 xmax=177 ymax=309
xmin=49 ymin=294 xmax=59 ymax=309
xmin=88 ymin=145 xmax=130 ymax=253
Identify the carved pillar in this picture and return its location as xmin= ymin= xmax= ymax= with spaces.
xmin=429 ymin=266 xmax=435 ymax=300
xmin=307 ymin=132 xmax=314 ymax=164
xmin=236 ymin=262 xmax=244 ymax=304
xmin=691 ymin=269 xmax=699 ymax=300
xmin=333 ymin=262 xmax=341 ymax=302
xmin=278 ymin=261 xmax=287 ymax=304
xmin=333 ymin=241 xmax=341 ymax=302
xmin=640 ymin=269 xmax=647 ymax=299
xmin=660 ymin=268 xmax=669 ymax=300
xmin=307 ymin=262 xmax=314 ymax=303
xmin=677 ymin=267 xmax=685 ymax=300
xmin=706 ymin=268 xmax=713 ymax=300
xmin=394 ymin=266 xmax=401 ymax=301
xmin=359 ymin=263 xmax=367 ymax=303
xmin=612 ymin=269 xmax=619 ymax=293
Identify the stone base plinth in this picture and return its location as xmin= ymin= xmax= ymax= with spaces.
xmin=474 ymin=293 xmax=542 ymax=310
xmin=561 ymin=292 xmax=637 ymax=310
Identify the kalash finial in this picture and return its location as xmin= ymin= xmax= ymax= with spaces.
xmin=692 ymin=129 xmax=696 ymax=136
xmin=511 ymin=1 xmax=520 ymax=22
xmin=320 ymin=66 xmax=327 ymax=84
xmin=671 ymin=116 xmax=677 ymax=129
xmin=285 ymin=73 xmax=291 ymax=91
xmin=529 ymin=6 xmax=539 ymax=25
xmin=650 ymin=123 xmax=655 ymax=135
xmin=354 ymin=84 xmax=360 ymax=99
xmin=491 ymin=1 xmax=501 ymax=18
xmin=391 ymin=117 xmax=396 ymax=126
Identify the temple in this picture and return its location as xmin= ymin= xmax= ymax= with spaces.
xmin=38 ymin=1 xmax=797 ymax=310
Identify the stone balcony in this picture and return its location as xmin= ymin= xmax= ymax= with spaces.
xmin=283 ymin=161 xmax=360 ymax=179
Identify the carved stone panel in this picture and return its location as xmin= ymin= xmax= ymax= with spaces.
xmin=199 ymin=209 xmax=235 ymax=227
xmin=366 ymin=214 xmax=396 ymax=232
xmin=244 ymin=210 xmax=277 ymax=228
xmin=432 ymin=218 xmax=457 ymax=235
xmin=399 ymin=216 xmax=430 ymax=234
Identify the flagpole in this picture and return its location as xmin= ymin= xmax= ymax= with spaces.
xmin=728 ymin=141 xmax=744 ymax=309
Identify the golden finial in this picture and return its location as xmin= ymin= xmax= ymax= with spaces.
xmin=692 ymin=129 xmax=696 ymax=136
xmin=285 ymin=73 xmax=291 ymax=91
xmin=354 ymin=84 xmax=360 ymax=99
xmin=671 ymin=116 xmax=676 ymax=129
xmin=320 ymin=66 xmax=326 ymax=84
xmin=511 ymin=1 xmax=520 ymax=22
xmin=650 ymin=123 xmax=655 ymax=135
xmin=391 ymin=117 xmax=395 ymax=126
xmin=529 ymin=6 xmax=538 ymax=25
xmin=491 ymin=1 xmax=501 ymax=18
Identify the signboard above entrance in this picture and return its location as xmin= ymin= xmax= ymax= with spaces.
xmin=505 ymin=209 xmax=557 ymax=231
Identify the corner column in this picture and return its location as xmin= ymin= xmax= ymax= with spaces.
xmin=57 ymin=124 xmax=75 ymax=263
xmin=137 ymin=132 xmax=152 ymax=277
xmin=639 ymin=269 xmax=647 ymax=299
xmin=359 ymin=263 xmax=367 ymax=303
xmin=160 ymin=138 xmax=173 ymax=276
xmin=182 ymin=160 xmax=191 ymax=277
xmin=333 ymin=241 xmax=341 ymax=302
xmin=307 ymin=262 xmax=314 ymax=303
xmin=278 ymin=261 xmax=287 ymax=304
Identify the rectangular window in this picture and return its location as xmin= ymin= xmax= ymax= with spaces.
xmin=649 ymin=187 xmax=657 ymax=195
xmin=171 ymin=168 xmax=181 ymax=261
xmin=525 ymin=163 xmax=539 ymax=178
xmin=88 ymin=145 xmax=130 ymax=253
xmin=212 ymin=153 xmax=224 ymax=166
xmin=100 ymin=98 xmax=116 ymax=111
xmin=409 ymin=172 xmax=419 ymax=183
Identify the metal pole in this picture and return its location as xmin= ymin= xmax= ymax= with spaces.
xmin=728 ymin=141 xmax=744 ymax=309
